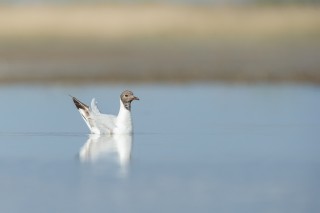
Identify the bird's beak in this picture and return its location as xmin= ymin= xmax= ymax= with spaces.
xmin=133 ymin=96 xmax=140 ymax=101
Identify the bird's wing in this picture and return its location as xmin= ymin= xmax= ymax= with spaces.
xmin=90 ymin=98 xmax=101 ymax=114
xmin=72 ymin=96 xmax=94 ymax=131
xmin=72 ymin=97 xmax=116 ymax=134
xmin=89 ymin=98 xmax=117 ymax=134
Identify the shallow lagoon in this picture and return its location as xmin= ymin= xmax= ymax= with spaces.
xmin=0 ymin=84 xmax=319 ymax=213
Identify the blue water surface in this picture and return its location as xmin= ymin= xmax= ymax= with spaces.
xmin=0 ymin=83 xmax=319 ymax=213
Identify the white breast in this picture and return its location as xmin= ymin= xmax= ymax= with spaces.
xmin=113 ymin=100 xmax=133 ymax=134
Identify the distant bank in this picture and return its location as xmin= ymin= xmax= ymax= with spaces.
xmin=0 ymin=5 xmax=319 ymax=84
xmin=0 ymin=40 xmax=319 ymax=84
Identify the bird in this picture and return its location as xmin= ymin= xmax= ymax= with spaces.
xmin=71 ymin=90 xmax=139 ymax=135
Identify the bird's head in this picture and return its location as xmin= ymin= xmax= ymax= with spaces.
xmin=120 ymin=90 xmax=139 ymax=110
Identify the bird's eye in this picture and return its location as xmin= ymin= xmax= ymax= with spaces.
xmin=125 ymin=94 xmax=128 ymax=97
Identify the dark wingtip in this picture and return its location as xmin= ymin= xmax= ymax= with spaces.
xmin=71 ymin=96 xmax=89 ymax=110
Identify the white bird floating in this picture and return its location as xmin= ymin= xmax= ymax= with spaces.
xmin=71 ymin=90 xmax=139 ymax=135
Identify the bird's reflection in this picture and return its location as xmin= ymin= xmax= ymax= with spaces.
xmin=79 ymin=134 xmax=132 ymax=177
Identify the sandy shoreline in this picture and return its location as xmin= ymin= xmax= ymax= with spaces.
xmin=0 ymin=5 xmax=319 ymax=84
xmin=0 ymin=40 xmax=319 ymax=84
xmin=0 ymin=5 xmax=319 ymax=41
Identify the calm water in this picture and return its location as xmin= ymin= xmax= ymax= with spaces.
xmin=0 ymin=84 xmax=319 ymax=213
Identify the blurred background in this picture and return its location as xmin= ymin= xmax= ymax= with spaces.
xmin=0 ymin=2 xmax=320 ymax=213
xmin=0 ymin=0 xmax=319 ymax=84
